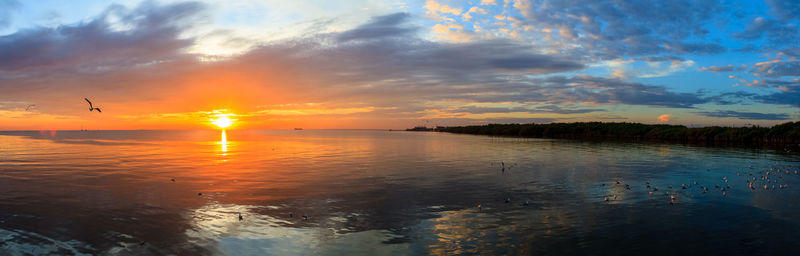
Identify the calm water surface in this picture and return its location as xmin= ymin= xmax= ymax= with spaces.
xmin=1 ymin=130 xmax=800 ymax=255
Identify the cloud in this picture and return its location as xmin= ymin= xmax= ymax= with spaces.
xmin=424 ymin=0 xmax=462 ymax=16
xmin=734 ymin=16 xmax=799 ymax=45
xmin=0 ymin=0 xmax=18 ymax=28
xmin=779 ymin=47 xmax=800 ymax=57
xmin=696 ymin=110 xmax=791 ymax=120
xmin=337 ymin=13 xmax=417 ymax=42
xmin=705 ymin=91 xmax=758 ymax=105
xmin=703 ymin=78 xmax=800 ymax=108
xmin=480 ymin=0 xmax=497 ymax=6
xmin=751 ymin=60 xmax=800 ymax=77
xmin=754 ymin=79 xmax=800 ymax=107
xmin=605 ymin=58 xmax=695 ymax=79
xmin=765 ymin=0 xmax=800 ymax=21
xmin=0 ymin=10 xmax=593 ymax=127
xmin=431 ymin=23 xmax=476 ymax=41
xmin=432 ymin=117 xmax=560 ymax=125
xmin=0 ymin=1 xmax=206 ymax=73
xmin=699 ymin=64 xmax=749 ymax=73
xmin=668 ymin=42 xmax=726 ymax=55
xmin=510 ymin=0 xmax=727 ymax=59
xmin=445 ymin=105 xmax=604 ymax=115
xmin=531 ymin=105 xmax=606 ymax=114
xmin=462 ymin=7 xmax=488 ymax=20
xmin=638 ymin=56 xmax=685 ymax=62
xmin=506 ymin=76 xmax=710 ymax=108
xmin=658 ymin=114 xmax=671 ymax=123
xmin=700 ymin=65 xmax=735 ymax=72
xmin=1 ymin=6 xmax=794 ymax=129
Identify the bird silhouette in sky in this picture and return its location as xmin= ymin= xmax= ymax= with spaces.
xmin=85 ymin=98 xmax=101 ymax=113
xmin=25 ymin=104 xmax=35 ymax=111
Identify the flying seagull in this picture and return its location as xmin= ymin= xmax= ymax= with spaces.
xmin=25 ymin=104 xmax=35 ymax=111
xmin=84 ymin=98 xmax=101 ymax=113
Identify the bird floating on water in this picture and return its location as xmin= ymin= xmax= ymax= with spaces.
xmin=84 ymin=98 xmax=101 ymax=113
xmin=238 ymin=213 xmax=243 ymax=221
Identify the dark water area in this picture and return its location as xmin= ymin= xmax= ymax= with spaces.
xmin=1 ymin=130 xmax=800 ymax=255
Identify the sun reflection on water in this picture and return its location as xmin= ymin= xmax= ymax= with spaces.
xmin=221 ymin=130 xmax=227 ymax=152
xmin=220 ymin=130 xmax=228 ymax=156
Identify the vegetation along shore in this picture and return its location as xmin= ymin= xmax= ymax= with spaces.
xmin=408 ymin=122 xmax=800 ymax=145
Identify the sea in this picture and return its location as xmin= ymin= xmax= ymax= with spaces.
xmin=1 ymin=130 xmax=799 ymax=255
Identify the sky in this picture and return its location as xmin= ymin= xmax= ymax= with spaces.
xmin=0 ymin=0 xmax=798 ymax=130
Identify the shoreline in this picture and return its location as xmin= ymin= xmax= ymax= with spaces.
xmin=407 ymin=122 xmax=800 ymax=148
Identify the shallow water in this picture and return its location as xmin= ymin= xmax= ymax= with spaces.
xmin=1 ymin=130 xmax=799 ymax=255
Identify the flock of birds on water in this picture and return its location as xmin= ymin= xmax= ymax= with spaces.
xmin=481 ymin=161 xmax=800 ymax=210
xmin=595 ymin=165 xmax=798 ymax=206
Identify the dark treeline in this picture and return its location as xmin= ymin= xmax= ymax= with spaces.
xmin=426 ymin=122 xmax=800 ymax=145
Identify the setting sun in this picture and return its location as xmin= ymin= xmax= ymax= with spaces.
xmin=211 ymin=116 xmax=233 ymax=129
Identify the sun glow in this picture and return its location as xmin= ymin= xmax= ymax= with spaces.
xmin=211 ymin=115 xmax=233 ymax=129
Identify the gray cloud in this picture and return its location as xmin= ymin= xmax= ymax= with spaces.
xmin=427 ymin=117 xmax=560 ymax=126
xmin=758 ymin=91 xmax=800 ymax=108
xmin=0 ymin=1 xmax=205 ymax=73
xmin=532 ymin=105 xmax=606 ymax=114
xmin=752 ymin=61 xmax=800 ymax=77
xmin=734 ymin=17 xmax=799 ymax=45
xmin=512 ymin=0 xmax=726 ymax=59
xmin=765 ymin=0 xmax=800 ymax=21
xmin=234 ymin=13 xmax=587 ymax=94
xmin=669 ymin=42 xmax=725 ymax=55
xmin=638 ymin=56 xmax=685 ymax=62
xmin=705 ymin=91 xmax=757 ymax=105
xmin=525 ymin=76 xmax=709 ymax=108
xmin=446 ymin=105 xmax=604 ymax=115
xmin=700 ymin=65 xmax=734 ymax=72
xmin=779 ymin=47 xmax=800 ymax=57
xmin=699 ymin=64 xmax=747 ymax=73
xmin=337 ymin=13 xmax=417 ymax=42
xmin=696 ymin=110 xmax=791 ymax=120
xmin=754 ymin=79 xmax=800 ymax=107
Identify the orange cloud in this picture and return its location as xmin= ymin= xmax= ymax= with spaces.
xmin=424 ymin=0 xmax=462 ymax=15
xmin=658 ymin=114 xmax=672 ymax=123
